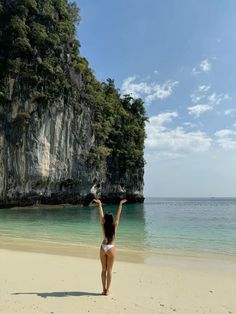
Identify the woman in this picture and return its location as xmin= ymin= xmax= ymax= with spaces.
xmin=93 ymin=198 xmax=127 ymax=296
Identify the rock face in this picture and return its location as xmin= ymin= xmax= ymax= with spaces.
xmin=0 ymin=92 xmax=144 ymax=208
xmin=0 ymin=0 xmax=145 ymax=207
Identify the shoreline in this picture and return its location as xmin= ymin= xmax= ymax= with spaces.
xmin=0 ymin=195 xmax=145 ymax=210
xmin=1 ymin=236 xmax=236 ymax=272
xmin=1 ymin=203 xmax=84 ymax=210
xmin=0 ymin=248 xmax=235 ymax=314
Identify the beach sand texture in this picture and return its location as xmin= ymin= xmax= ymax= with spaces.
xmin=0 ymin=249 xmax=235 ymax=314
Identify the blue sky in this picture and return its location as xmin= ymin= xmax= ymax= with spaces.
xmin=76 ymin=0 xmax=236 ymax=197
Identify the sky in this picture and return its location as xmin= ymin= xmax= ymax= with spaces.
xmin=75 ymin=0 xmax=236 ymax=197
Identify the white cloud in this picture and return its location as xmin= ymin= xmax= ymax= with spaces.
xmin=208 ymin=92 xmax=230 ymax=105
xmin=145 ymin=80 xmax=179 ymax=104
xmin=200 ymin=59 xmax=211 ymax=72
xmin=121 ymin=76 xmax=151 ymax=98
xmin=121 ymin=76 xmax=178 ymax=104
xmin=191 ymin=85 xmax=211 ymax=103
xmin=198 ymin=85 xmax=211 ymax=92
xmin=182 ymin=122 xmax=197 ymax=128
xmin=215 ymin=129 xmax=236 ymax=138
xmin=146 ymin=112 xmax=178 ymax=127
xmin=154 ymin=70 xmax=159 ymax=74
xmin=216 ymin=139 xmax=236 ymax=150
xmin=192 ymin=67 xmax=199 ymax=75
xmin=145 ymin=112 xmax=212 ymax=159
xmin=187 ymin=104 xmax=213 ymax=118
xmin=224 ymin=108 xmax=236 ymax=117
xmin=145 ymin=112 xmax=236 ymax=161
xmin=192 ymin=59 xmax=211 ymax=75
xmin=189 ymin=86 xmax=230 ymax=118
xmin=215 ymin=129 xmax=236 ymax=150
xmin=191 ymin=94 xmax=204 ymax=104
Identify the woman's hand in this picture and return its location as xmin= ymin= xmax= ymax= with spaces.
xmin=93 ymin=199 xmax=102 ymax=205
xmin=120 ymin=199 xmax=127 ymax=205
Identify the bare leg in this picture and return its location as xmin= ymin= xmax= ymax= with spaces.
xmin=100 ymin=247 xmax=107 ymax=294
xmin=106 ymin=247 xmax=115 ymax=295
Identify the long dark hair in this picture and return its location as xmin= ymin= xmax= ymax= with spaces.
xmin=104 ymin=212 xmax=115 ymax=243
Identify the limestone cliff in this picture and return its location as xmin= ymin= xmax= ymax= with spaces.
xmin=0 ymin=0 xmax=146 ymax=207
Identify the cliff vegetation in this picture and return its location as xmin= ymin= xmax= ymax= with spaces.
xmin=0 ymin=0 xmax=147 ymax=206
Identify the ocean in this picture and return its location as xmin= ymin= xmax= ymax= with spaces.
xmin=0 ymin=198 xmax=235 ymax=258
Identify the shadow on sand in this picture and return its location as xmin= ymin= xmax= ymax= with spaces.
xmin=12 ymin=291 xmax=102 ymax=298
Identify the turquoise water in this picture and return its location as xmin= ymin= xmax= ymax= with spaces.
xmin=0 ymin=198 xmax=236 ymax=256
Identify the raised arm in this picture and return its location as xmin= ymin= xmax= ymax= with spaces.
xmin=93 ymin=199 xmax=104 ymax=225
xmin=115 ymin=199 xmax=127 ymax=228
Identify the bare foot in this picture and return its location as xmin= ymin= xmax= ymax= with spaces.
xmin=102 ymin=289 xmax=107 ymax=295
xmin=105 ymin=290 xmax=110 ymax=296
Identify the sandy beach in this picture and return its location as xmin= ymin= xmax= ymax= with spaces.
xmin=0 ymin=247 xmax=235 ymax=314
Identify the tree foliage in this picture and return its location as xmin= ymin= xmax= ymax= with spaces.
xmin=0 ymin=0 xmax=81 ymax=101
xmin=85 ymin=77 xmax=147 ymax=181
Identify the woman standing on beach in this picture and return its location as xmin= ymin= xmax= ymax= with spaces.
xmin=93 ymin=198 xmax=127 ymax=296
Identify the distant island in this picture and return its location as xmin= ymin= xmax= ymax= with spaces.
xmin=0 ymin=0 xmax=146 ymax=207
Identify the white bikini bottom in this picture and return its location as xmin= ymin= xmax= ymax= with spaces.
xmin=101 ymin=244 xmax=114 ymax=252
